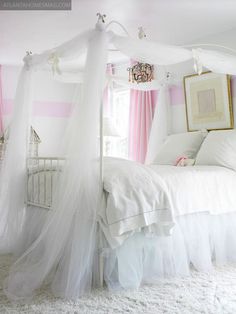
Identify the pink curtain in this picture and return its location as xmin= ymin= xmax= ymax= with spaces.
xmin=0 ymin=65 xmax=3 ymax=135
xmin=128 ymin=89 xmax=157 ymax=163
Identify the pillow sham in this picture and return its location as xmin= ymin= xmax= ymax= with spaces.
xmin=153 ymin=130 xmax=207 ymax=165
xmin=195 ymin=129 xmax=236 ymax=171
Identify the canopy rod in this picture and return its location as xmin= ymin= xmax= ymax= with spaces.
xmin=106 ymin=20 xmax=130 ymax=52
xmin=105 ymin=20 xmax=130 ymax=36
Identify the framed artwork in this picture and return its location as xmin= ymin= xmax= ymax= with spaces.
xmin=183 ymin=72 xmax=234 ymax=131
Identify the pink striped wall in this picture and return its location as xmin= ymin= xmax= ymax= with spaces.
xmin=169 ymin=76 xmax=236 ymax=106
xmin=1 ymin=76 xmax=236 ymax=118
xmin=169 ymin=86 xmax=185 ymax=106
xmin=2 ymin=99 xmax=73 ymax=118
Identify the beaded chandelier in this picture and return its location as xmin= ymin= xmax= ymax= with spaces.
xmin=128 ymin=62 xmax=154 ymax=84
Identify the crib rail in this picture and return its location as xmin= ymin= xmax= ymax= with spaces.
xmin=27 ymin=157 xmax=65 ymax=209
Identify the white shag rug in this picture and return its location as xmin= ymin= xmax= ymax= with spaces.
xmin=1 ymin=255 xmax=236 ymax=314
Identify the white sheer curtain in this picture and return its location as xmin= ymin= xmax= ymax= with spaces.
xmin=0 ymin=27 xmax=96 ymax=258
xmin=0 ymin=66 xmax=33 ymax=254
xmin=193 ymin=48 xmax=236 ymax=75
xmin=111 ymin=35 xmax=193 ymax=65
xmin=0 ymin=65 xmax=3 ymax=135
xmin=4 ymin=27 xmax=108 ymax=301
xmin=145 ymin=86 xmax=171 ymax=164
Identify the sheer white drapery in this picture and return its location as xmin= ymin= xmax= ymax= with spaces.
xmin=23 ymin=29 xmax=94 ymax=69
xmin=193 ymin=48 xmax=236 ymax=75
xmin=145 ymin=86 xmax=171 ymax=164
xmin=0 ymin=66 xmax=33 ymax=254
xmin=2 ymin=20 xmax=236 ymax=302
xmin=4 ymin=27 xmax=108 ymax=301
xmin=111 ymin=35 xmax=193 ymax=65
xmin=0 ymin=28 xmax=95 ymax=255
xmin=111 ymin=34 xmax=236 ymax=75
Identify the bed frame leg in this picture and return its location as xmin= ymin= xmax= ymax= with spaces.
xmin=98 ymin=223 xmax=104 ymax=287
xmin=99 ymin=253 xmax=104 ymax=287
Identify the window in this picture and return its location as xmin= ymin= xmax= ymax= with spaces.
xmin=104 ymin=88 xmax=130 ymax=159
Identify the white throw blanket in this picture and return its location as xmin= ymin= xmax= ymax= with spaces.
xmin=99 ymin=158 xmax=174 ymax=248
xmin=99 ymin=158 xmax=236 ymax=248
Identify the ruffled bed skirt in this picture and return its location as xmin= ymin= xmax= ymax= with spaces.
xmin=102 ymin=212 xmax=236 ymax=290
xmin=10 ymin=208 xmax=236 ymax=298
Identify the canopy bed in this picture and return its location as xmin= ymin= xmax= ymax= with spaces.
xmin=0 ymin=15 xmax=236 ymax=301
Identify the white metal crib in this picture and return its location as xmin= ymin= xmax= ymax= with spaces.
xmin=26 ymin=157 xmax=65 ymax=209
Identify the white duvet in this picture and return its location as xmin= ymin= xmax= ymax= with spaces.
xmin=99 ymin=158 xmax=236 ymax=248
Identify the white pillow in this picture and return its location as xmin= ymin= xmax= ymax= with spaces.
xmin=153 ymin=130 xmax=207 ymax=165
xmin=195 ymin=130 xmax=236 ymax=171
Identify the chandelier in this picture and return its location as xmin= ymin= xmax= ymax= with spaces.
xmin=128 ymin=62 xmax=154 ymax=84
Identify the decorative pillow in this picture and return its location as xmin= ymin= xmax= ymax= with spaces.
xmin=175 ymin=156 xmax=195 ymax=167
xmin=153 ymin=130 xmax=207 ymax=165
xmin=195 ymin=130 xmax=236 ymax=171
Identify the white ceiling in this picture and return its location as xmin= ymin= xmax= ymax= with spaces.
xmin=1 ymin=0 xmax=236 ymax=66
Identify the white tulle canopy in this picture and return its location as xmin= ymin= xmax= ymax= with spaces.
xmin=1 ymin=18 xmax=236 ymax=301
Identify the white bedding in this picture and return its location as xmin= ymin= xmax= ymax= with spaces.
xmin=99 ymin=158 xmax=236 ymax=248
xmin=150 ymin=164 xmax=236 ymax=216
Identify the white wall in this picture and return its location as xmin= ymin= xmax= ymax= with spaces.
xmin=170 ymin=104 xmax=187 ymax=134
